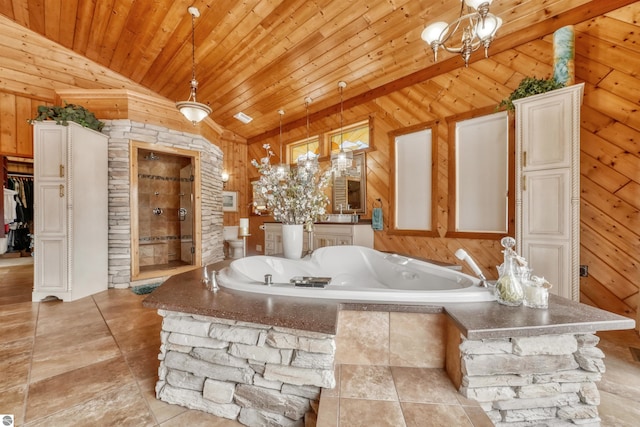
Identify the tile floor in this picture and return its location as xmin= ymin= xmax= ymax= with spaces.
xmin=1 ymin=261 xmax=639 ymax=426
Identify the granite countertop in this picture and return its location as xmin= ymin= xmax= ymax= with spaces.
xmin=143 ymin=261 xmax=635 ymax=337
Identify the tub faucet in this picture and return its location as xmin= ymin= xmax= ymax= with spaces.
xmin=455 ymin=249 xmax=488 ymax=287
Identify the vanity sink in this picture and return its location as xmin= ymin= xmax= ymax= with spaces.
xmin=325 ymin=214 xmax=358 ymax=223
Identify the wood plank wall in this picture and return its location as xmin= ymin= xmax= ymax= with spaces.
xmin=248 ymin=4 xmax=640 ymax=320
xmin=0 ymin=7 xmax=637 ymax=320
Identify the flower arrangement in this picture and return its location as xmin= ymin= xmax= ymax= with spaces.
xmin=252 ymin=144 xmax=332 ymax=225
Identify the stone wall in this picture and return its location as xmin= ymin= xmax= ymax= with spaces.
xmin=155 ymin=309 xmax=336 ymax=427
xmin=459 ymin=333 xmax=604 ymax=426
xmin=103 ymin=120 xmax=225 ymax=288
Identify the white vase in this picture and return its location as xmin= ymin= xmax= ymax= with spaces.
xmin=282 ymin=224 xmax=304 ymax=259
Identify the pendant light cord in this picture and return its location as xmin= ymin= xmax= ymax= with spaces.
xmin=190 ymin=13 xmax=196 ymax=83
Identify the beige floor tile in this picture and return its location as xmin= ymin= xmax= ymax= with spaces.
xmin=0 ymin=310 xmax=37 ymax=343
xmin=35 ymin=297 xmax=105 ymax=335
xmin=598 ymin=389 xmax=640 ymax=427
xmin=0 ymin=337 xmax=33 ymax=391
xmin=24 ymin=382 xmax=156 ymax=427
xmin=113 ymin=321 xmax=163 ymax=354
xmin=0 ymin=384 xmax=27 ymax=426
xmin=30 ymin=332 xmax=121 ymax=382
xmin=401 ymin=402 xmax=474 ymax=427
xmin=339 ymin=364 xmax=398 ymax=401
xmin=0 ymin=301 xmax=38 ymax=318
xmin=391 ymin=367 xmax=460 ymax=404
xmin=124 ymin=343 xmax=162 ymax=381
xmin=339 ymin=398 xmax=406 ymax=427
xmin=26 ymin=356 xmax=136 ymax=422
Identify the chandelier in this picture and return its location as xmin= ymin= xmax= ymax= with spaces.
xmin=176 ymin=6 xmax=212 ymax=125
xmin=330 ymin=81 xmax=353 ymax=177
xmin=297 ymin=96 xmax=319 ymax=177
xmin=421 ymin=0 xmax=502 ymax=67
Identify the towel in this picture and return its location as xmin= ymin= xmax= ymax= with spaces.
xmin=372 ymin=207 xmax=383 ymax=231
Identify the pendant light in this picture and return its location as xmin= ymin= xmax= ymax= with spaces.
xmin=176 ymin=6 xmax=212 ymax=125
xmin=331 ymin=81 xmax=353 ymax=177
xmin=274 ymin=109 xmax=289 ymax=180
xmin=297 ymin=96 xmax=318 ymax=176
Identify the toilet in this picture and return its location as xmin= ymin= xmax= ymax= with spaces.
xmin=223 ymin=226 xmax=244 ymax=259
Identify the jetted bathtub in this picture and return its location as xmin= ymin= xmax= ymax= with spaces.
xmin=217 ymin=246 xmax=495 ymax=303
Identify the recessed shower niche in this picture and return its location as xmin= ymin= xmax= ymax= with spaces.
xmin=130 ymin=141 xmax=202 ymax=281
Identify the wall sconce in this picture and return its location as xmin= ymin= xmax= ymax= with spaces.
xmin=221 ymin=171 xmax=230 ymax=188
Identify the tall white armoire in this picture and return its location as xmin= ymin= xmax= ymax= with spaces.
xmin=514 ymin=83 xmax=584 ymax=301
xmin=32 ymin=121 xmax=108 ymax=301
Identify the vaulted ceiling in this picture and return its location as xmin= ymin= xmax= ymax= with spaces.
xmin=0 ymin=0 xmax=629 ymax=141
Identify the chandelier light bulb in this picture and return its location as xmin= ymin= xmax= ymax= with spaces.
xmin=421 ymin=21 xmax=448 ymax=45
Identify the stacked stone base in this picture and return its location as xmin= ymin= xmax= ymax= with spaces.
xmin=155 ymin=310 xmax=336 ymax=427
xmin=459 ymin=333 xmax=604 ymax=426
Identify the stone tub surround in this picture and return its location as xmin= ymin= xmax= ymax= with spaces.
xmin=143 ymin=263 xmax=635 ymax=426
xmin=155 ymin=309 xmax=336 ymax=426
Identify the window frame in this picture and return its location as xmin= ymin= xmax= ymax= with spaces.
xmin=445 ymin=106 xmax=515 ymax=240
xmin=388 ymin=121 xmax=439 ymax=237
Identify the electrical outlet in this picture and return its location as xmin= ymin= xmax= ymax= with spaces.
xmin=579 ymin=265 xmax=588 ymax=277
xmin=256 ymin=244 xmax=262 ymax=252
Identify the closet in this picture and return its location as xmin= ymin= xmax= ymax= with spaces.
xmin=514 ymin=83 xmax=584 ymax=301
xmin=32 ymin=122 xmax=108 ymax=301
xmin=2 ymin=156 xmax=34 ymax=256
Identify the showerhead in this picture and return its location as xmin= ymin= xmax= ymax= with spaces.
xmin=145 ymin=152 xmax=160 ymax=161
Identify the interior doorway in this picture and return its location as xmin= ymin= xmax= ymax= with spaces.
xmin=130 ymin=141 xmax=201 ymax=281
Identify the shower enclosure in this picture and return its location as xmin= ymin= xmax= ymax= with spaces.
xmin=130 ymin=141 xmax=201 ymax=281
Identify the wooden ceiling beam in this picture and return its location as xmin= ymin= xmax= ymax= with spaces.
xmin=247 ymin=0 xmax=638 ymax=145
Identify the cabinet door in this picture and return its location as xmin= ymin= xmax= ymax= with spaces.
xmin=35 ymin=183 xmax=66 ymax=234
xmin=34 ymin=125 xmax=67 ymax=181
xmin=34 ymin=237 xmax=67 ymax=292
xmin=520 ymin=94 xmax=574 ymax=171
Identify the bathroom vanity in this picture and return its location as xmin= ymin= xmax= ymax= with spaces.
xmin=143 ymin=262 xmax=634 ymax=426
xmin=263 ymin=222 xmax=373 ymax=255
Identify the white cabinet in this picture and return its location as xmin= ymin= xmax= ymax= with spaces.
xmin=264 ymin=223 xmax=374 ymax=256
xmin=33 ymin=122 xmax=108 ymax=301
xmin=514 ymin=83 xmax=584 ymax=301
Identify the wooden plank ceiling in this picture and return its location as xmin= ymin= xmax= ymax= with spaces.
xmin=0 ymin=0 xmax=623 ymax=140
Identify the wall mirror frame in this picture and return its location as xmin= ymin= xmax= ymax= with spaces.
xmin=445 ymin=106 xmax=515 ymax=240
xmin=389 ymin=121 xmax=439 ymax=236
xmin=332 ymin=152 xmax=367 ymax=214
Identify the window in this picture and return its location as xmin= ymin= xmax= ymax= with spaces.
xmin=329 ymin=120 xmax=370 ymax=153
xmin=288 ymin=137 xmax=320 ymax=164
xmin=447 ymin=108 xmax=513 ymax=238
xmin=389 ymin=122 xmax=438 ymax=235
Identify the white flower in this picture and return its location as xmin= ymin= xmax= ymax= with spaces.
xmin=252 ymin=146 xmax=331 ymax=225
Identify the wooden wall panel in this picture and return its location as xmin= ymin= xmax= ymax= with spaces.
xmin=0 ymin=4 xmax=638 ymax=321
xmin=244 ymin=4 xmax=640 ymax=321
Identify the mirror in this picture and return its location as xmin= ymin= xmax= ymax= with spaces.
xmin=332 ymin=152 xmax=366 ymax=214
